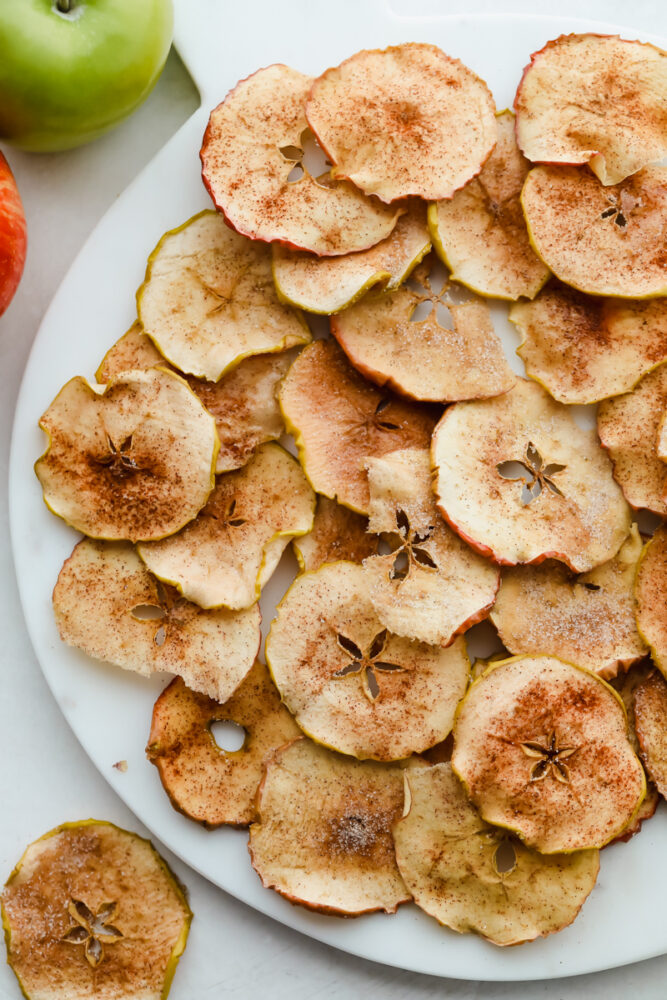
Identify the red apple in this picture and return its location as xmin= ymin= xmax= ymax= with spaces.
xmin=0 ymin=151 xmax=26 ymax=316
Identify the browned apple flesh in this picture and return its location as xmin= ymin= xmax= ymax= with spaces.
xmin=658 ymin=412 xmax=667 ymax=462
xmin=635 ymin=526 xmax=667 ymax=678
xmin=292 ymin=495 xmax=378 ymax=572
xmin=634 ymin=668 xmax=667 ymax=799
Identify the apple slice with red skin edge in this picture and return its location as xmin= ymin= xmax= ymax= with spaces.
xmin=393 ymin=763 xmax=600 ymax=946
xmin=200 ymin=65 xmax=401 ymax=256
xmin=306 ymin=43 xmax=497 ymax=204
xmin=428 ymin=110 xmax=550 ymax=301
xmin=432 ymin=377 xmax=631 ymax=572
xmin=146 ymin=662 xmax=300 ymax=827
xmin=633 ymin=668 xmax=667 ymax=800
xmin=363 ymin=448 xmax=500 ymax=647
xmin=279 ymin=339 xmax=437 ymax=514
xmin=292 ymin=496 xmax=378 ymax=573
xmin=521 ymin=165 xmax=667 ymax=299
xmin=515 ymin=34 xmax=667 ymax=186
xmin=0 ymin=151 xmax=26 ymax=316
xmin=53 ymin=538 xmax=260 ymax=703
xmin=35 ymin=367 xmax=219 ymax=543
xmin=635 ymin=526 xmax=667 ymax=680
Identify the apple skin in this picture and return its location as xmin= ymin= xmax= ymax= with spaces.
xmin=0 ymin=152 xmax=27 ymax=316
xmin=0 ymin=0 xmax=174 ymax=152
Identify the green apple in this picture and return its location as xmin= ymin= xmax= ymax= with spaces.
xmin=0 ymin=0 xmax=174 ymax=152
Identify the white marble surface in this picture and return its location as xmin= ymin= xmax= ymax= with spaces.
xmin=2 ymin=2 xmax=667 ymax=996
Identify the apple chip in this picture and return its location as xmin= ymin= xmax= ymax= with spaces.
xmin=265 ymin=561 xmax=470 ymax=760
xmin=521 ymin=165 xmax=667 ymax=298
xmin=363 ymin=449 xmax=499 ymax=646
xmin=279 ymin=339 xmax=437 ymax=513
xmin=139 ymin=443 xmax=315 ymax=610
xmin=248 ymin=738 xmax=409 ymax=914
xmin=429 ymin=111 xmax=550 ymax=300
xmin=1 ymin=820 xmax=191 ymax=1000
xmin=35 ymin=367 xmax=218 ymax=542
xmin=306 ymin=43 xmax=497 ymax=203
xmin=515 ymin=34 xmax=667 ymax=186
xmin=432 ymin=377 xmax=631 ymax=572
xmin=635 ymin=526 xmax=667 ymax=677
xmin=53 ymin=538 xmax=260 ymax=703
xmin=200 ymin=65 xmax=401 ymax=256
xmin=292 ymin=496 xmax=378 ymax=572
xmin=393 ymin=763 xmax=599 ymax=945
xmin=634 ymin=669 xmax=667 ymax=799
xmin=147 ymin=662 xmax=300 ymax=827
xmin=96 ymin=320 xmax=166 ymax=381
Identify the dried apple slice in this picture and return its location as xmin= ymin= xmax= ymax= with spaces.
xmin=265 ymin=560 xmax=470 ymax=761
xmin=279 ymin=339 xmax=436 ymax=513
xmin=146 ymin=662 xmax=300 ymax=827
xmin=363 ymin=448 xmax=499 ymax=646
xmin=292 ymin=496 xmax=378 ymax=572
xmin=452 ymin=655 xmax=646 ymax=853
xmin=432 ymin=377 xmax=631 ymax=572
xmin=635 ymin=526 xmax=667 ymax=676
xmin=521 ymin=165 xmax=667 ymax=298
xmin=53 ymin=538 xmax=260 ymax=703
xmin=139 ymin=443 xmax=315 ymax=610
xmin=331 ymin=259 xmax=515 ymax=403
xmin=248 ymin=737 xmax=409 ymax=914
xmin=1 ymin=820 xmax=191 ymax=1000
xmin=429 ymin=111 xmax=550 ymax=301
xmin=393 ymin=763 xmax=599 ymax=945
xmin=515 ymin=34 xmax=667 ymax=186
xmin=35 ymin=367 xmax=219 ymax=542
xmin=200 ymin=65 xmax=401 ymax=256
xmin=634 ymin=669 xmax=667 ymax=799
xmin=306 ymin=43 xmax=497 ymax=203
xmin=96 ymin=320 xmax=166 ymax=381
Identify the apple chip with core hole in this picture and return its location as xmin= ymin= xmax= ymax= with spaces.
xmin=96 ymin=321 xmax=166 ymax=381
xmin=137 ymin=211 xmax=310 ymax=382
xmin=429 ymin=111 xmax=550 ymax=301
xmin=510 ymin=282 xmax=667 ymax=404
xmin=634 ymin=669 xmax=667 ymax=799
xmin=146 ymin=663 xmax=300 ymax=827
xmin=200 ymin=65 xmax=401 ymax=256
xmin=1 ymin=820 xmax=191 ymax=1000
xmin=607 ymin=664 xmax=659 ymax=841
xmin=635 ymin=526 xmax=667 ymax=677
xmin=363 ymin=449 xmax=499 ymax=646
xmin=521 ymin=165 xmax=667 ymax=299
xmin=53 ymin=539 xmax=260 ymax=703
xmin=306 ymin=43 xmax=497 ymax=203
xmin=331 ymin=259 xmax=515 ymax=403
xmin=266 ymin=561 xmax=470 ymax=760
xmin=248 ymin=738 xmax=409 ymax=914
xmin=452 ymin=655 xmax=646 ymax=853
xmin=279 ymin=339 xmax=436 ymax=513
xmin=35 ymin=368 xmax=219 ymax=542
xmin=515 ymin=34 xmax=667 ymax=186
xmin=139 ymin=443 xmax=315 ymax=610
xmin=293 ymin=496 xmax=378 ymax=573
xmin=432 ymin=378 xmax=631 ymax=572
xmin=393 ymin=763 xmax=599 ymax=946
xmin=490 ymin=525 xmax=647 ymax=678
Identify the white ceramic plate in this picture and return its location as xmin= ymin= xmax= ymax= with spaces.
xmin=10 ymin=2 xmax=667 ymax=981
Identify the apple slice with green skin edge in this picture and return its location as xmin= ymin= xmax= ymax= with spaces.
xmin=146 ymin=663 xmax=301 ymax=828
xmin=515 ymin=34 xmax=667 ymax=186
xmin=428 ymin=110 xmax=550 ymax=302
xmin=633 ymin=669 xmax=667 ymax=800
xmin=1 ymin=820 xmax=191 ymax=1000
xmin=292 ymin=496 xmax=378 ymax=573
xmin=363 ymin=449 xmax=500 ymax=647
xmin=96 ymin=320 xmax=166 ymax=381
xmin=521 ymin=165 xmax=667 ymax=299
xmin=452 ymin=655 xmax=646 ymax=854
xmin=200 ymin=65 xmax=402 ymax=256
xmin=249 ymin=737 xmax=411 ymax=916
xmin=432 ymin=377 xmax=631 ymax=573
xmin=306 ymin=43 xmax=497 ymax=204
xmin=35 ymin=367 xmax=219 ymax=543
xmin=53 ymin=538 xmax=260 ymax=704
xmin=138 ymin=443 xmax=315 ymax=611
xmin=635 ymin=526 xmax=667 ymax=680
xmin=393 ymin=763 xmax=600 ymax=946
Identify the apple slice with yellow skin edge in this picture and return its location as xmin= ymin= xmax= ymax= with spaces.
xmin=452 ymin=655 xmax=646 ymax=854
xmin=292 ymin=495 xmax=378 ymax=573
xmin=635 ymin=526 xmax=667 ymax=680
xmin=139 ymin=443 xmax=315 ymax=611
xmin=96 ymin=320 xmax=166 ymax=381
xmin=521 ymin=165 xmax=667 ymax=299
xmin=1 ymin=820 xmax=191 ymax=1000
xmin=515 ymin=34 xmax=667 ymax=186
xmin=432 ymin=377 xmax=631 ymax=573
xmin=428 ymin=110 xmax=550 ymax=301
xmin=265 ymin=560 xmax=470 ymax=762
xmin=146 ymin=662 xmax=301 ymax=827
xmin=200 ymin=65 xmax=401 ymax=256
xmin=633 ymin=668 xmax=667 ymax=800
xmin=35 ymin=367 xmax=219 ymax=543
xmin=393 ymin=763 xmax=600 ymax=946
xmin=53 ymin=538 xmax=260 ymax=704
xmin=362 ymin=448 xmax=500 ymax=647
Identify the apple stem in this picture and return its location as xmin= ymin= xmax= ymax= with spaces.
xmin=56 ymin=0 xmax=73 ymax=11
